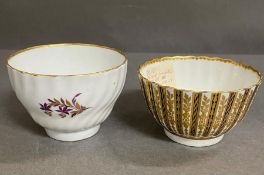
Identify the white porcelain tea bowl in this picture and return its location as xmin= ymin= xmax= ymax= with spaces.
xmin=7 ymin=43 xmax=127 ymax=141
xmin=138 ymin=56 xmax=261 ymax=147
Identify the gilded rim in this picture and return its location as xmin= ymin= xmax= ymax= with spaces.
xmin=6 ymin=43 xmax=128 ymax=77
xmin=138 ymin=56 xmax=262 ymax=93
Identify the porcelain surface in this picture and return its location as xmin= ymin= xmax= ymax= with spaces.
xmin=138 ymin=56 xmax=261 ymax=147
xmin=7 ymin=43 xmax=127 ymax=141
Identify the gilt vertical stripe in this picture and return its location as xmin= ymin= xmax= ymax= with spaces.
xmin=154 ymin=85 xmax=168 ymax=130
xmin=140 ymin=79 xmax=153 ymax=114
xmin=225 ymin=89 xmax=250 ymax=132
xmin=159 ymin=87 xmax=173 ymax=132
xmin=174 ymin=90 xmax=183 ymax=135
xmin=214 ymin=92 xmax=237 ymax=136
xmin=238 ymin=85 xmax=258 ymax=123
xmin=149 ymin=83 xmax=162 ymax=126
xmin=190 ymin=93 xmax=202 ymax=136
xmin=144 ymin=80 xmax=155 ymax=114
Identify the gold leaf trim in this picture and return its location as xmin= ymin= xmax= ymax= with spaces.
xmin=202 ymin=93 xmax=221 ymax=137
xmin=174 ymin=90 xmax=183 ymax=135
xmin=182 ymin=93 xmax=192 ymax=135
xmin=210 ymin=94 xmax=228 ymax=135
xmin=197 ymin=94 xmax=211 ymax=136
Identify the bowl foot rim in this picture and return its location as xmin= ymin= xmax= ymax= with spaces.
xmin=164 ymin=130 xmax=224 ymax=147
xmin=45 ymin=125 xmax=100 ymax=142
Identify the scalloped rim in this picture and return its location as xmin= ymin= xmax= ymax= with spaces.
xmin=6 ymin=43 xmax=128 ymax=77
xmin=138 ymin=56 xmax=262 ymax=93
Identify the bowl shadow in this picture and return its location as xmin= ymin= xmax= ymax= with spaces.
xmin=112 ymin=89 xmax=168 ymax=141
xmin=109 ymin=89 xmax=222 ymax=166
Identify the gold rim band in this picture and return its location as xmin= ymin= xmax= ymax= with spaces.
xmin=138 ymin=56 xmax=262 ymax=93
xmin=6 ymin=43 xmax=128 ymax=77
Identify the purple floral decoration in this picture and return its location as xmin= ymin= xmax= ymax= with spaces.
xmin=39 ymin=93 xmax=89 ymax=118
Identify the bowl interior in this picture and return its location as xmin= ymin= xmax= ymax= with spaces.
xmin=8 ymin=44 xmax=126 ymax=75
xmin=139 ymin=57 xmax=261 ymax=91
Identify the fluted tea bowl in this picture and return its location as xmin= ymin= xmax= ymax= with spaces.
xmin=7 ymin=43 xmax=127 ymax=141
xmin=138 ymin=56 xmax=261 ymax=147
